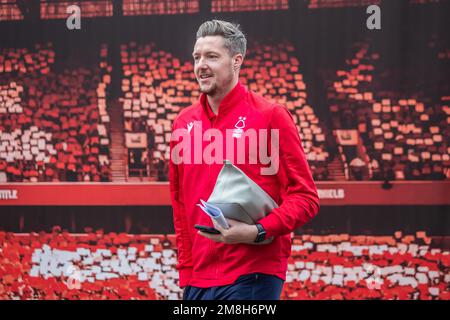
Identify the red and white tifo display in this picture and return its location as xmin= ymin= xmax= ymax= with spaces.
xmin=0 ymin=230 xmax=448 ymax=300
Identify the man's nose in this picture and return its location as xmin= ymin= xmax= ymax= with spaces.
xmin=197 ymin=57 xmax=209 ymax=69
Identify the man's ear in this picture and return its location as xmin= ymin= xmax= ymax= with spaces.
xmin=233 ymin=54 xmax=243 ymax=70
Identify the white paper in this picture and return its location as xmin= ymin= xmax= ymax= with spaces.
xmin=197 ymin=199 xmax=229 ymax=229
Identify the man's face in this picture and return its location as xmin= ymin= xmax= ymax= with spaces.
xmin=192 ymin=36 xmax=237 ymax=96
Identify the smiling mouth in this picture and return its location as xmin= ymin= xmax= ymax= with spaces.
xmin=199 ymin=74 xmax=212 ymax=80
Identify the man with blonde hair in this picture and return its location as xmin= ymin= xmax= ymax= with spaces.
xmin=170 ymin=20 xmax=319 ymax=300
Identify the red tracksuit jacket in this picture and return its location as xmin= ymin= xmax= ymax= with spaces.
xmin=169 ymin=82 xmax=319 ymax=288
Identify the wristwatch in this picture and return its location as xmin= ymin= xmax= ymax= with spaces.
xmin=254 ymin=223 xmax=266 ymax=243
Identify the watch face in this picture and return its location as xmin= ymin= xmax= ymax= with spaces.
xmin=255 ymin=223 xmax=266 ymax=242
xmin=256 ymin=230 xmax=266 ymax=242
xmin=254 ymin=224 xmax=266 ymax=242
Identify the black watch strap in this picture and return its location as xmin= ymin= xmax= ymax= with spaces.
xmin=254 ymin=223 xmax=266 ymax=243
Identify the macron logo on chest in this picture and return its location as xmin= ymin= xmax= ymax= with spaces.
xmin=187 ymin=122 xmax=194 ymax=133
xmin=187 ymin=121 xmax=202 ymax=133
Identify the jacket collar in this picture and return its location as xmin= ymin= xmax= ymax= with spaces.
xmin=200 ymin=81 xmax=247 ymax=120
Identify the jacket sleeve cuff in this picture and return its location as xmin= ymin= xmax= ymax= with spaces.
xmin=178 ymin=268 xmax=193 ymax=288
xmin=258 ymin=212 xmax=283 ymax=239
